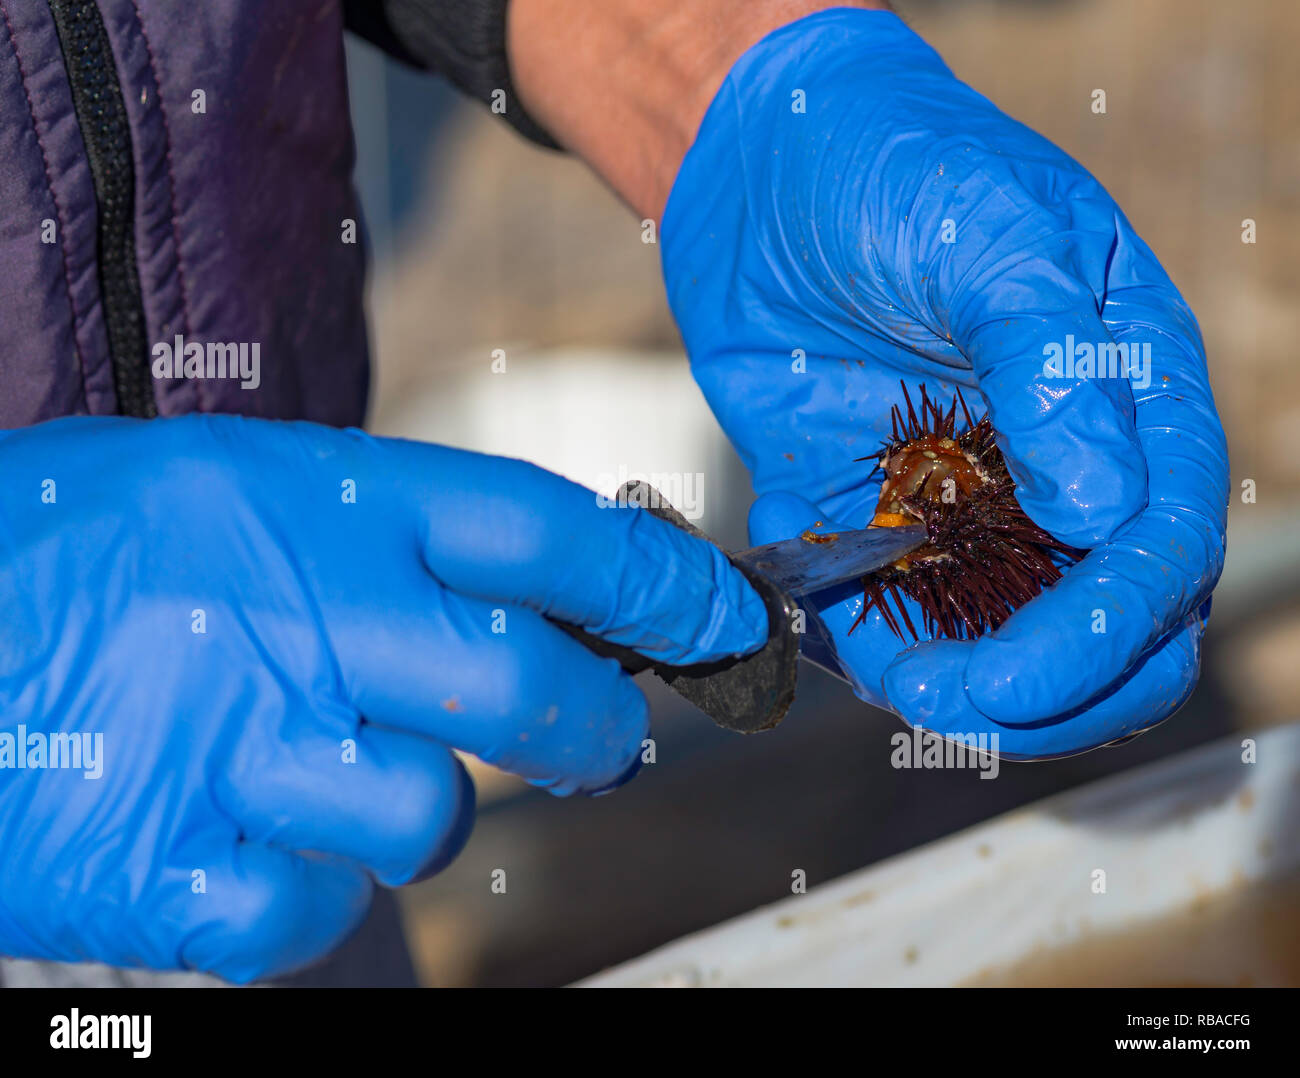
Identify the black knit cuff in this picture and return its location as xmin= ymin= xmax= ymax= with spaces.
xmin=344 ymin=0 xmax=561 ymax=149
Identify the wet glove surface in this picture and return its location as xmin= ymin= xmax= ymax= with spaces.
xmin=663 ymin=9 xmax=1228 ymax=759
xmin=0 ymin=414 xmax=766 ymax=981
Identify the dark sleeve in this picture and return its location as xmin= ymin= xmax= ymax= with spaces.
xmin=343 ymin=0 xmax=560 ymax=149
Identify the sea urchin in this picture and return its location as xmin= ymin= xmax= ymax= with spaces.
xmin=850 ymin=383 xmax=1086 ymax=641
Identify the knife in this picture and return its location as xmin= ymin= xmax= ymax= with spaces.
xmin=553 ymin=481 xmax=927 ymax=734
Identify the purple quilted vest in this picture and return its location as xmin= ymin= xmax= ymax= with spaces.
xmin=0 ymin=0 xmax=368 ymax=427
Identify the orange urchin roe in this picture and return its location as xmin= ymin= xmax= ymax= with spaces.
xmin=871 ymin=434 xmax=987 ymax=568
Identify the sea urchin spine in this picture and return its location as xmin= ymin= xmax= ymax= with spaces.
xmin=851 ymin=383 xmax=1086 ymax=642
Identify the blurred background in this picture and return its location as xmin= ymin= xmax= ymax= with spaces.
xmin=342 ymin=0 xmax=1300 ymax=986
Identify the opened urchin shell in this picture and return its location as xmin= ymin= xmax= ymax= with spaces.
xmin=850 ymin=382 xmax=1086 ymax=642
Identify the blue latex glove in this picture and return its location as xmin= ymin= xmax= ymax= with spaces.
xmin=0 ymin=414 xmax=766 ymax=981
xmin=662 ymin=9 xmax=1228 ymax=759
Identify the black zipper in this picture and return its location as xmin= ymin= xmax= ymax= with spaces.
xmin=47 ymin=0 xmax=157 ymax=419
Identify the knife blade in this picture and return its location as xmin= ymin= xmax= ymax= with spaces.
xmin=731 ymin=523 xmax=929 ymax=598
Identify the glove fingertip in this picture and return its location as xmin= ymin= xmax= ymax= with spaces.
xmin=406 ymin=755 xmax=478 ymax=884
xmin=881 ymin=640 xmax=976 ymax=728
xmin=990 ymin=374 xmax=1149 ymax=546
xmin=1008 ymin=432 xmax=1147 ymax=547
xmin=963 ymin=638 xmax=1026 ymax=721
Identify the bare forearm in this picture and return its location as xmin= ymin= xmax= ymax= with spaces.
xmin=507 ymin=0 xmax=884 ymax=219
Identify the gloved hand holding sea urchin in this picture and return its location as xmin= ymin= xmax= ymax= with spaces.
xmin=0 ymin=414 xmax=766 ymax=982
xmin=662 ymin=8 xmax=1228 ymax=758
